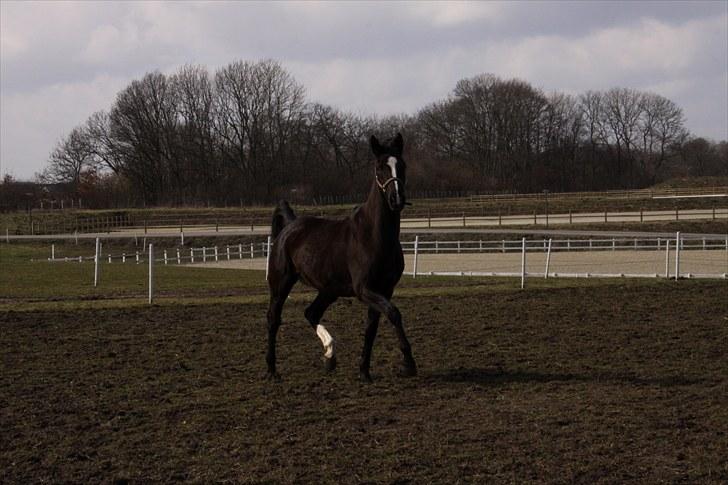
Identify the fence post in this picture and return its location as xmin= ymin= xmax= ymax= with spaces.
xmin=533 ymin=210 xmax=537 ymax=225
xmin=227 ymin=246 xmax=231 ymax=260
xmin=135 ymin=251 xmax=140 ymax=264
xmin=148 ymin=243 xmax=154 ymax=304
xmin=412 ymin=235 xmax=419 ymax=279
xmin=462 ymin=212 xmax=466 ymax=227
xmin=544 ymin=238 xmax=552 ymax=279
xmin=164 ymin=250 xmax=168 ymax=265
xmin=190 ymin=248 xmax=194 ymax=264
xmin=214 ymin=246 xmax=219 ymax=262
xmin=250 ymin=242 xmax=254 ymax=259
xmin=664 ymin=240 xmax=670 ymax=278
xmin=265 ymin=236 xmax=271 ymax=281
xmin=51 ymin=244 xmax=55 ymax=261
xmin=202 ymin=247 xmax=207 ymax=263
xmin=238 ymin=243 xmax=243 ymax=260
xmin=674 ymin=231 xmax=680 ymax=280
xmin=177 ymin=248 xmax=181 ymax=264
xmin=521 ymin=237 xmax=526 ymax=289
xmin=180 ymin=229 xmax=185 ymax=246
xmin=108 ymin=254 xmax=112 ymax=263
xmin=94 ymin=238 xmax=100 ymax=287
xmin=122 ymin=252 xmax=126 ymax=263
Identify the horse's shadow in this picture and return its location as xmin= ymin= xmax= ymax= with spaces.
xmin=427 ymin=367 xmax=708 ymax=388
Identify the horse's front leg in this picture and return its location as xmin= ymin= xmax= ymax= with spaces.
xmin=304 ymin=292 xmax=337 ymax=373
xmin=358 ymin=288 xmax=417 ymax=377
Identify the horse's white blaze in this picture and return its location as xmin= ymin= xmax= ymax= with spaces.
xmin=316 ymin=324 xmax=335 ymax=359
xmin=387 ymin=156 xmax=400 ymax=198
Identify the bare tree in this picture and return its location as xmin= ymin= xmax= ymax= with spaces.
xmin=638 ymin=93 xmax=687 ymax=182
xmin=170 ymin=64 xmax=217 ymax=203
xmin=44 ymin=126 xmax=97 ymax=190
xmin=214 ymin=59 xmax=306 ymax=200
xmin=109 ymin=71 xmax=179 ymax=204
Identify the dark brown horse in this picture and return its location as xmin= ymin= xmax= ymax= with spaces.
xmin=266 ymin=133 xmax=416 ymax=382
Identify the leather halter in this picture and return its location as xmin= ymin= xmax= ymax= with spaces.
xmin=375 ymin=167 xmax=404 ymax=193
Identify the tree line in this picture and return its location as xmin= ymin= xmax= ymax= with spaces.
xmin=38 ymin=59 xmax=727 ymax=208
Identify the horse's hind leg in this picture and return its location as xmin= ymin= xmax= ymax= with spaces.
xmin=358 ymin=288 xmax=417 ymax=377
xmin=304 ymin=293 xmax=337 ymax=372
xmin=266 ymin=269 xmax=297 ymax=381
xmin=359 ymin=307 xmax=381 ymax=382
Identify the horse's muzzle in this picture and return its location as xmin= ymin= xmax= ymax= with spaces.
xmin=388 ymin=192 xmax=406 ymax=212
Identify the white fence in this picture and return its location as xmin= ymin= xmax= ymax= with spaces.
xmin=402 ymin=234 xmax=728 ymax=282
xmin=42 ymin=232 xmax=727 ymax=304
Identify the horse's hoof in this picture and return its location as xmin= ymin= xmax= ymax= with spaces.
xmin=399 ymin=363 xmax=417 ymax=378
xmin=359 ymin=371 xmax=373 ymax=383
xmin=324 ymin=355 xmax=337 ymax=373
xmin=265 ymin=371 xmax=282 ymax=382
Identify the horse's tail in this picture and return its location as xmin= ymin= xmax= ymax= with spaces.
xmin=271 ymin=200 xmax=296 ymax=239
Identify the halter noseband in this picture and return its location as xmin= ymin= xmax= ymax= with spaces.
xmin=375 ymin=168 xmax=404 ymax=193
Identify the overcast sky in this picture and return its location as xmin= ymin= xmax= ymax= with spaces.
xmin=1 ymin=0 xmax=726 ymax=180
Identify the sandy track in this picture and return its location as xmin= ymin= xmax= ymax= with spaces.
xmin=192 ymin=249 xmax=728 ymax=278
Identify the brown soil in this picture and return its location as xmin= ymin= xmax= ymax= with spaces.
xmin=2 ymin=280 xmax=727 ymax=483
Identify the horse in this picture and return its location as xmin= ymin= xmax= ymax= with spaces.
xmin=265 ymin=133 xmax=416 ymax=382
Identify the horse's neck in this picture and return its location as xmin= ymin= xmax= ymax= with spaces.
xmin=360 ymin=182 xmax=400 ymax=245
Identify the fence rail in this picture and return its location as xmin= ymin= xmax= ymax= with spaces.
xmin=468 ymin=186 xmax=728 ymax=202
xmin=7 ymin=206 xmax=728 ymax=238
xmin=401 ymin=237 xmax=728 ymax=253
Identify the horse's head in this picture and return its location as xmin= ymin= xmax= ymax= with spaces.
xmin=371 ymin=133 xmax=406 ymax=212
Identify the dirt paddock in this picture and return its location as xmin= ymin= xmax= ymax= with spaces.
xmin=2 ymin=279 xmax=727 ymax=482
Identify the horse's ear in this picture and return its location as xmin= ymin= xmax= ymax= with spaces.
xmin=370 ymin=135 xmax=384 ymax=157
xmin=392 ymin=133 xmax=403 ymax=156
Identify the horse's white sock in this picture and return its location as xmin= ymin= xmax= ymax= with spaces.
xmin=316 ymin=324 xmax=335 ymax=359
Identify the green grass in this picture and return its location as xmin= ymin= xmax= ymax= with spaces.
xmin=1 ymin=243 xmax=266 ymax=305
xmin=3 ymin=242 xmax=718 ymax=313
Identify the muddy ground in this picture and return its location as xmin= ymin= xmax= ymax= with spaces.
xmin=2 ymin=280 xmax=728 ymax=483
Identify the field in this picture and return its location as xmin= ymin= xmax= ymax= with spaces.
xmin=4 ymin=178 xmax=727 ymax=235
xmin=2 ymin=243 xmax=728 ymax=483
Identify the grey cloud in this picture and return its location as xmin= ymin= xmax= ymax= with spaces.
xmin=1 ymin=0 xmax=726 ymax=179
